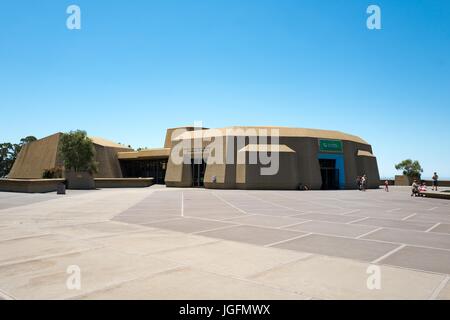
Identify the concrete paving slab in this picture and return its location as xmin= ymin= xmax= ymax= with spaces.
xmin=45 ymin=221 xmax=149 ymax=240
xmin=0 ymin=248 xmax=180 ymax=300
xmin=410 ymin=213 xmax=450 ymax=224
xmin=96 ymin=230 xmax=217 ymax=255
xmin=283 ymin=221 xmax=379 ymax=238
xmin=76 ymin=267 xmax=309 ymax=300
xmin=155 ymin=240 xmax=311 ymax=278
xmin=430 ymin=224 xmax=450 ymax=235
xmin=273 ymin=234 xmax=399 ymax=262
xmin=351 ymin=217 xmax=436 ymax=231
xmin=0 ymin=234 xmax=100 ymax=266
xmin=225 ymin=215 xmax=308 ymax=228
xmin=251 ymin=255 xmax=445 ymax=299
xmin=143 ymin=218 xmax=237 ymax=234
xmin=379 ymin=246 xmax=450 ymax=275
xmin=113 ymin=214 xmax=181 ymax=225
xmin=198 ymin=225 xmax=304 ymax=246
xmin=292 ymin=213 xmax=359 ymax=223
xmin=363 ymin=228 xmax=450 ymax=250
xmin=0 ymin=226 xmax=48 ymax=241
xmin=437 ymin=279 xmax=450 ymax=300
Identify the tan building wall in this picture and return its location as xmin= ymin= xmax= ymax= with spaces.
xmin=165 ymin=126 xmax=380 ymax=190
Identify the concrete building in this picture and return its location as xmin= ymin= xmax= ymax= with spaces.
xmin=8 ymin=126 xmax=380 ymax=190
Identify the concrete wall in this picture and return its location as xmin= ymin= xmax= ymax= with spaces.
xmin=9 ymin=133 xmax=130 ymax=180
xmin=166 ymin=134 xmax=380 ymax=190
xmin=94 ymin=178 xmax=153 ymax=188
xmin=0 ymin=179 xmax=65 ymax=193
xmin=8 ymin=133 xmax=62 ymax=179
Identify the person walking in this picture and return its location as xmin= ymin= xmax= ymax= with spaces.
xmin=384 ymin=180 xmax=389 ymax=192
xmin=432 ymin=172 xmax=439 ymax=191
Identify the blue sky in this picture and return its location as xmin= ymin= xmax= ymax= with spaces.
xmin=1 ymin=0 xmax=449 ymax=178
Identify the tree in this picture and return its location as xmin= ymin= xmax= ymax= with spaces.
xmin=395 ymin=159 xmax=423 ymax=179
xmin=0 ymin=136 xmax=37 ymax=177
xmin=59 ymin=130 xmax=98 ymax=173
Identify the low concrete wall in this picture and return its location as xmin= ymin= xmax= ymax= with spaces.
xmin=422 ymin=192 xmax=450 ymax=200
xmin=94 ymin=178 xmax=154 ymax=188
xmin=0 ymin=179 xmax=66 ymax=193
xmin=380 ymin=178 xmax=450 ymax=187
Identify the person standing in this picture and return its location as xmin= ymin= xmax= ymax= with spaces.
xmin=356 ymin=176 xmax=361 ymax=191
xmin=384 ymin=180 xmax=389 ymax=192
xmin=432 ymin=172 xmax=439 ymax=191
xmin=361 ymin=175 xmax=367 ymax=191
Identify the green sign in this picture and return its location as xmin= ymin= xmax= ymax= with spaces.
xmin=319 ymin=139 xmax=343 ymax=153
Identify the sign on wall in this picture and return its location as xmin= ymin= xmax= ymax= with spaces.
xmin=319 ymin=139 xmax=343 ymax=153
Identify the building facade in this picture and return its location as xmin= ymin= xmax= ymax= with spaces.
xmin=9 ymin=126 xmax=380 ymax=190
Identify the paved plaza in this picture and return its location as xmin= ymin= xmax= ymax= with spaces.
xmin=0 ymin=186 xmax=449 ymax=300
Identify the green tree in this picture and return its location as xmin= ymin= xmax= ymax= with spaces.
xmin=0 ymin=136 xmax=37 ymax=177
xmin=395 ymin=159 xmax=423 ymax=179
xmin=59 ymin=130 xmax=98 ymax=173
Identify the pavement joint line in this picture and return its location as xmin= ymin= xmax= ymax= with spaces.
xmin=387 ymin=208 xmax=401 ymax=213
xmin=191 ymin=224 xmax=241 ymax=235
xmin=146 ymin=253 xmax=312 ymax=300
xmin=68 ymin=265 xmax=188 ymax=300
xmin=425 ymin=223 xmax=441 ymax=233
xmin=247 ymin=253 xmax=315 ymax=279
xmin=355 ymin=227 xmax=384 ymax=239
xmin=277 ymin=220 xmax=313 ymax=229
xmin=0 ymin=233 xmax=53 ymax=243
xmin=210 ymin=192 xmax=248 ymax=215
xmin=340 ymin=209 xmax=362 ymax=216
xmin=371 ymin=244 xmax=406 ymax=264
xmin=427 ymin=207 xmax=439 ymax=211
xmin=429 ymin=275 xmax=449 ymax=300
xmin=244 ymin=193 xmax=302 ymax=212
xmin=402 ymin=213 xmax=417 ymax=221
xmin=264 ymin=233 xmax=313 ymax=248
xmin=218 ymin=214 xmax=259 ymax=221
xmin=119 ymin=217 xmax=183 ymax=226
xmin=277 ymin=195 xmax=347 ymax=211
xmin=347 ymin=217 xmax=371 ymax=224
xmin=0 ymin=288 xmax=16 ymax=300
xmin=0 ymin=246 xmax=105 ymax=268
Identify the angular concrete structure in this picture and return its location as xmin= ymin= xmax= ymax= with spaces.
xmin=8 ymin=133 xmax=132 ymax=179
xmin=8 ymin=126 xmax=380 ymax=190
xmin=165 ymin=126 xmax=380 ymax=190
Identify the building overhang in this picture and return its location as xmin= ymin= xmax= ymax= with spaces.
xmin=117 ymin=148 xmax=171 ymax=160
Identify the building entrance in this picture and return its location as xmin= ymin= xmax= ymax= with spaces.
xmin=191 ymin=159 xmax=206 ymax=187
xmin=319 ymin=158 xmax=340 ymax=190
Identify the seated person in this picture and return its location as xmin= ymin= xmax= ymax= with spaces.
xmin=419 ymin=183 xmax=427 ymax=193
xmin=411 ymin=180 xmax=420 ymax=197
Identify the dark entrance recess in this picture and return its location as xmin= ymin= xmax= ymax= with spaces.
xmin=120 ymin=159 xmax=167 ymax=184
xmin=191 ymin=159 xmax=206 ymax=187
xmin=319 ymin=159 xmax=340 ymax=190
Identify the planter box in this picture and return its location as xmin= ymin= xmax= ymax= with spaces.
xmin=65 ymin=171 xmax=95 ymax=190
xmin=0 ymin=179 xmax=66 ymax=193
xmin=94 ymin=178 xmax=153 ymax=188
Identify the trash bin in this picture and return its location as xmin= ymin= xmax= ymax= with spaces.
xmin=57 ymin=183 xmax=66 ymax=195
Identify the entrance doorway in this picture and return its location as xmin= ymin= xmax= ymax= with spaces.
xmin=319 ymin=158 xmax=340 ymax=190
xmin=191 ymin=159 xmax=206 ymax=187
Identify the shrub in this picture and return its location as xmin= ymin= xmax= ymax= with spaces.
xmin=59 ymin=130 xmax=98 ymax=174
